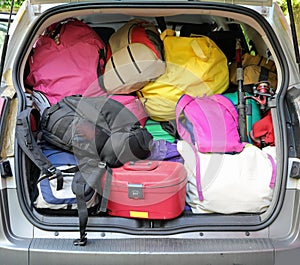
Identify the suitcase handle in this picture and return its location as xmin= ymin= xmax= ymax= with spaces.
xmin=123 ymin=160 xmax=159 ymax=171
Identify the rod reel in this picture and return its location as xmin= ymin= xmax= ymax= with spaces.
xmin=244 ymin=81 xmax=275 ymax=111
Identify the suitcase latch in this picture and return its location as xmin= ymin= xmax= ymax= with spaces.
xmin=128 ymin=184 xmax=144 ymax=199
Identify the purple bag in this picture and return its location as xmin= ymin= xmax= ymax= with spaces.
xmin=148 ymin=140 xmax=183 ymax=163
xmin=176 ymin=94 xmax=245 ymax=153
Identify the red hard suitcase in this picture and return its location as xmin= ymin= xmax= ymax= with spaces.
xmin=104 ymin=160 xmax=187 ymax=219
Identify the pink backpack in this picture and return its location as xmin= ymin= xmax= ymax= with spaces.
xmin=26 ymin=18 xmax=106 ymax=105
xmin=176 ymin=94 xmax=245 ymax=200
xmin=176 ymin=94 xmax=245 ymax=153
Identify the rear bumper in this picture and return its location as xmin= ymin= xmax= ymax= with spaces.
xmin=28 ymin=237 xmax=274 ymax=265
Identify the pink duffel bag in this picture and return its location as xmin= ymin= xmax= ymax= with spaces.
xmin=108 ymin=95 xmax=148 ymax=127
xmin=26 ymin=18 xmax=106 ymax=105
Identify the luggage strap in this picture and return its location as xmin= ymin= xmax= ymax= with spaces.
xmin=72 ymin=172 xmax=89 ymax=246
xmin=17 ymin=107 xmax=112 ymax=246
xmin=73 ymin=163 xmax=112 ymax=247
xmin=175 ymin=95 xmax=204 ymax=201
xmin=16 ymin=108 xmax=64 ymax=190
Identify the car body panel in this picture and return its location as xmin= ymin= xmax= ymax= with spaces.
xmin=0 ymin=189 xmax=31 ymax=265
xmin=0 ymin=1 xmax=300 ymax=264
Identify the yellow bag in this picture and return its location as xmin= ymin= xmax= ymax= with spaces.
xmin=137 ymin=29 xmax=229 ymax=121
xmin=230 ymin=53 xmax=277 ymax=90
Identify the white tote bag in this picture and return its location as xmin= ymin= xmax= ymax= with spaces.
xmin=177 ymin=141 xmax=276 ymax=214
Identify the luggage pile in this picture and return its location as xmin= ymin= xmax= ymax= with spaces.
xmin=18 ymin=17 xmax=278 ymax=245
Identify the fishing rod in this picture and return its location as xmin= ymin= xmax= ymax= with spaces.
xmin=236 ymin=38 xmax=248 ymax=142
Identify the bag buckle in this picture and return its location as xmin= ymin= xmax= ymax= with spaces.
xmin=73 ymin=233 xmax=87 ymax=247
xmin=47 ymin=167 xmax=62 ymax=181
xmin=98 ymin=162 xmax=107 ymax=169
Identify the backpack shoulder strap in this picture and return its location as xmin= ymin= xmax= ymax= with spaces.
xmin=212 ymin=94 xmax=239 ymax=125
xmin=175 ymin=95 xmax=204 ymax=201
xmin=16 ymin=108 xmax=63 ymax=189
xmin=72 ymin=160 xmax=112 ymax=247
xmin=175 ymin=94 xmax=197 ymax=144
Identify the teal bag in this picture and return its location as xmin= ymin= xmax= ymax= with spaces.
xmin=223 ymin=92 xmax=261 ymax=142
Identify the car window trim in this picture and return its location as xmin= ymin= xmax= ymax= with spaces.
xmin=0 ymin=1 xmax=15 ymax=86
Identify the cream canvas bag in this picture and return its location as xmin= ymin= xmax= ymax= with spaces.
xmin=177 ymin=141 xmax=276 ymax=214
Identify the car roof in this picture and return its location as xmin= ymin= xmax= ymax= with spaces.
xmin=29 ymin=0 xmax=273 ymax=7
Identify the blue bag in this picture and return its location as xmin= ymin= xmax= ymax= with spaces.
xmin=34 ymin=145 xmax=99 ymax=210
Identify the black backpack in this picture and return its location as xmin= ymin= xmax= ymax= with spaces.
xmin=16 ymin=95 xmax=153 ymax=246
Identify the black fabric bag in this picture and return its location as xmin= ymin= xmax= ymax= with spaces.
xmin=17 ymin=95 xmax=153 ymax=246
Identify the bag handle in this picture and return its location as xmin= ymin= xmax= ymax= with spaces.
xmin=268 ymin=154 xmax=276 ymax=188
xmin=160 ymin=30 xmax=212 ymax=62
xmin=160 ymin=29 xmax=175 ymax=40
xmin=123 ymin=160 xmax=159 ymax=171
xmin=190 ymin=38 xmax=212 ymax=61
xmin=192 ymin=144 xmax=204 ymax=201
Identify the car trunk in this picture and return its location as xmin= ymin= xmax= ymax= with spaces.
xmin=12 ymin=1 xmax=292 ymax=239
